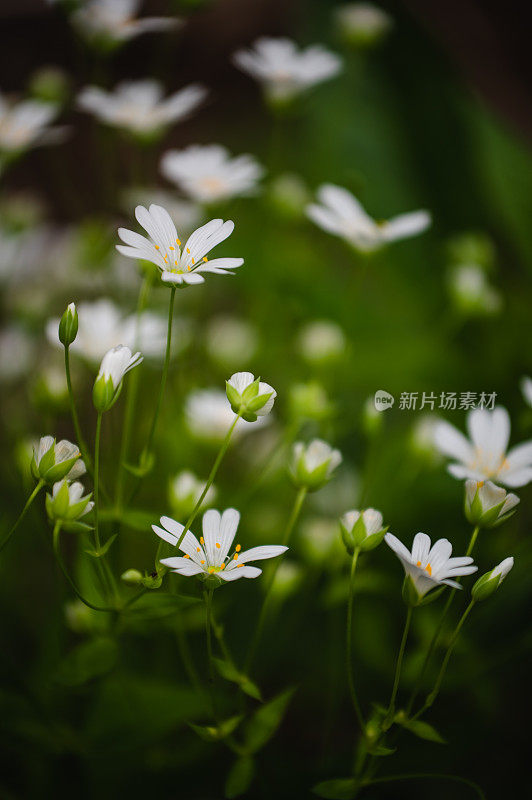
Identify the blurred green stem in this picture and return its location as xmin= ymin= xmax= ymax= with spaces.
xmin=93 ymin=413 xmax=116 ymax=600
xmin=52 ymin=522 xmax=116 ymax=612
xmin=346 ymin=547 xmax=366 ymax=732
xmin=204 ymin=586 xmax=218 ymax=718
xmin=64 ymin=345 xmax=92 ymax=475
xmin=244 ymin=486 xmax=307 ymax=673
xmin=1 ymin=480 xmax=45 ymax=553
xmin=383 ymin=606 xmax=413 ymax=729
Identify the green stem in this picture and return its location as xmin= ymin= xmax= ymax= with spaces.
xmin=466 ymin=525 xmax=480 ymax=557
xmin=244 ymin=486 xmax=307 ymax=673
xmin=94 ymin=413 xmax=103 ymax=552
xmin=204 ymin=587 xmax=218 ymax=719
xmin=64 ymin=345 xmax=92 ymax=473
xmin=52 ymin=522 xmax=116 ymax=612
xmin=346 ymin=548 xmax=365 ymax=732
xmin=0 ymin=480 xmax=45 ymax=553
xmin=383 ymin=606 xmax=413 ymax=729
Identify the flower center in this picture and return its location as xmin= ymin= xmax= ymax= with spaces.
xmin=416 ymin=561 xmax=432 ymax=576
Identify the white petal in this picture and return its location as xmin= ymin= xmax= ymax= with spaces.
xmin=234 ymin=545 xmax=288 ymax=564
xmin=411 ymin=532 xmax=431 ymax=564
xmin=434 ymin=421 xmax=472 ymax=463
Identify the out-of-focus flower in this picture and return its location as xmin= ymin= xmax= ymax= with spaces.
xmin=46 ymin=479 xmax=93 ymax=522
xmin=29 ymin=66 xmax=70 ymax=105
xmin=409 ymin=414 xmax=443 ymax=462
xmin=520 ymin=376 xmax=532 ymax=408
xmin=168 ymin=470 xmax=217 ymax=518
xmin=123 ymin=189 xmax=202 ymax=236
xmin=434 ymin=406 xmax=532 ymax=487
xmin=472 ymin=557 xmax=514 ymax=601
xmin=447 ymin=232 xmax=495 ymax=271
xmin=307 ymin=184 xmax=431 ymax=251
xmin=161 ymin=144 xmax=264 ymax=203
xmin=78 ymin=81 xmax=206 ymax=137
xmin=297 ymin=319 xmax=346 ymax=364
xmin=155 ymin=508 xmax=288 ymax=582
xmin=31 ymin=436 xmax=85 ymax=484
xmin=0 ymin=192 xmax=46 ymax=232
xmin=335 ymin=3 xmax=393 ymax=47
xmin=0 ymin=325 xmax=35 ymax=382
xmin=204 ymin=315 xmax=258 ymax=368
xmin=270 ymin=560 xmax=302 ymax=599
xmin=268 ymin=172 xmax=310 ymax=218
xmin=233 ymin=37 xmax=342 ymax=104
xmin=464 ymin=480 xmax=519 ymax=528
xmin=290 ymin=439 xmax=342 ymax=491
xmin=298 ymin=517 xmax=343 ymax=565
xmin=117 ymin=204 xmax=243 ymax=286
xmin=226 ymin=371 xmax=276 ymax=421
xmin=288 ymin=381 xmax=333 ymax=422
xmin=448 ymin=263 xmax=502 ymax=316
xmin=385 ymin=532 xmax=477 ymax=603
xmin=0 ymin=93 xmax=64 ymax=154
xmin=93 ymin=345 xmax=143 ymax=412
xmin=185 ymin=389 xmax=267 ymax=442
xmin=340 ymin=508 xmax=387 ymax=553
xmin=73 ymin=0 xmax=180 ymax=46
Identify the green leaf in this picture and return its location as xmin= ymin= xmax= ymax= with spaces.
xmin=312 ymin=778 xmax=358 ymax=799
xmin=397 ymin=717 xmax=446 ymax=743
xmin=243 ymin=687 xmax=295 ymax=754
xmin=85 ymin=533 xmax=117 ymax=558
xmin=55 ymin=637 xmax=118 ymax=686
xmin=365 ymin=743 xmax=396 ymax=756
xmin=123 ymin=451 xmax=154 ymax=478
xmin=225 ymin=756 xmax=256 ymax=798
xmin=62 ymin=520 xmax=94 ymax=534
xmin=213 ymin=657 xmax=262 ymax=701
xmin=189 ymin=714 xmax=243 ymax=742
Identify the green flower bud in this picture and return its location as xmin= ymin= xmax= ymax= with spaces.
xmin=290 ymin=439 xmax=342 ymax=491
xmin=464 ymin=480 xmax=519 ymax=529
xmin=121 ymin=569 xmax=144 ymax=585
xmin=472 ymin=557 xmax=514 ymax=601
xmin=31 ymin=436 xmax=85 ymax=484
xmin=58 ymin=302 xmax=78 ymax=347
xmin=225 ymin=371 xmax=276 ymax=422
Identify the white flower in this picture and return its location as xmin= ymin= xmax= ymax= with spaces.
xmin=0 ymin=93 xmax=63 ymax=153
xmin=521 ymin=376 xmax=532 ymax=408
xmin=297 ymin=320 xmax=346 ymax=363
xmin=155 ymin=508 xmax=288 ymax=581
xmin=291 ymin=438 xmax=342 ymax=490
xmin=472 ymin=556 xmax=514 ymax=601
xmin=185 ymin=389 xmax=267 ymax=442
xmin=385 ymin=532 xmax=477 ymax=599
xmin=226 ymin=371 xmax=276 ymax=420
xmin=434 ymin=406 xmax=532 ymax=487
xmin=336 ymin=3 xmax=393 ymax=45
xmin=204 ymin=315 xmax=259 ymax=367
xmin=448 ymin=263 xmax=502 ymax=316
xmin=160 ymin=144 xmax=264 ymax=203
xmin=340 ymin=508 xmax=387 ymax=551
xmin=464 ymin=480 xmax=519 ymax=528
xmin=46 ymin=479 xmax=94 ymax=522
xmin=31 ymin=436 xmax=85 ymax=483
xmin=78 ymin=80 xmax=206 ymax=135
xmin=169 ymin=470 xmax=217 ymax=517
xmin=307 ymin=184 xmax=431 ymax=251
xmin=116 ymin=204 xmax=243 ymax=286
xmin=233 ymin=37 xmax=342 ymax=102
xmin=97 ymin=344 xmax=142 ymax=390
xmin=73 ymin=0 xmax=180 ymax=44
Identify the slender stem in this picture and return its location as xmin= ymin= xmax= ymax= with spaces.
xmin=52 ymin=522 xmax=116 ymax=612
xmin=204 ymin=586 xmax=219 ymax=720
xmin=64 ymin=345 xmax=92 ymax=473
xmin=244 ymin=486 xmax=307 ymax=673
xmin=383 ymin=606 xmax=413 ymax=728
xmin=406 ymin=524 xmax=480 ymax=713
xmin=346 ymin=548 xmax=365 ymax=732
xmin=94 ymin=412 xmax=103 ymax=552
xmin=413 ymin=600 xmax=475 ymax=720
xmin=176 ymin=615 xmax=208 ymax=711
xmin=0 ymin=480 xmax=45 ymax=553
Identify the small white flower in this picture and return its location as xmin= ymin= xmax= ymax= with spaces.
xmin=521 ymin=376 xmax=532 ymax=408
xmin=73 ymin=0 xmax=180 ymax=44
xmin=297 ymin=320 xmax=346 ymax=363
xmin=93 ymin=345 xmax=142 ymax=412
xmin=0 ymin=93 xmax=63 ymax=153
xmin=307 ymin=184 xmax=431 ymax=251
xmin=117 ymin=204 xmax=243 ymax=286
xmin=31 ymin=436 xmax=85 ymax=483
xmin=434 ymin=406 xmax=532 ymax=487
xmin=472 ymin=556 xmax=514 ymax=601
xmin=226 ymin=371 xmax=276 ymax=420
xmin=448 ymin=263 xmax=502 ymax=316
xmin=233 ymin=37 xmax=342 ymax=102
xmin=161 ymin=144 xmax=264 ymax=203
xmin=204 ymin=315 xmax=259 ymax=368
xmin=169 ymin=470 xmax=217 ymax=517
xmin=46 ymin=479 xmax=94 ymax=522
xmin=185 ymin=389 xmax=267 ymax=442
xmin=340 ymin=507 xmax=387 ymax=551
xmin=78 ymin=80 xmax=206 ymax=135
xmin=155 ymin=508 xmax=288 ymax=581
xmin=464 ymin=480 xmax=519 ymax=528
xmin=385 ymin=531 xmax=477 ymax=599
xmin=291 ymin=438 xmax=342 ymax=490
xmin=336 ymin=3 xmax=393 ymax=46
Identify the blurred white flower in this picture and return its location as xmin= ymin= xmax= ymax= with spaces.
xmin=291 ymin=438 xmax=342 ymax=491
xmin=78 ymin=80 xmax=206 ymax=135
xmin=307 ymin=184 xmax=431 ymax=251
xmin=185 ymin=389 xmax=267 ymax=442
xmin=205 ymin=315 xmax=259 ymax=368
xmin=161 ymin=144 xmax=264 ymax=203
xmin=410 ymin=414 xmax=443 ymax=461
xmin=156 ymin=507 xmax=288 ymax=581
xmin=336 ymin=3 xmax=393 ymax=46
xmin=0 ymin=93 xmax=64 ymax=153
xmin=299 ymin=516 xmax=343 ymax=564
xmin=117 ymin=204 xmax=243 ymax=286
xmin=297 ymin=319 xmax=346 ymax=363
xmin=168 ymin=470 xmax=217 ymax=517
xmin=385 ymin=532 xmax=477 ymax=599
xmin=233 ymin=37 xmax=342 ymax=102
xmin=448 ymin=263 xmax=502 ymax=316
xmin=520 ymin=376 xmax=532 ymax=408
xmin=0 ymin=225 xmax=75 ymax=287
xmin=434 ymin=406 xmax=532 ymax=487
xmin=73 ymin=0 xmax=180 ymax=44
xmin=0 ymin=325 xmax=34 ymax=382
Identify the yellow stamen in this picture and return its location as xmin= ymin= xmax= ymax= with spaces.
xmin=203 ymin=257 xmax=208 ymax=262
xmin=176 ymin=238 xmax=181 ymax=245
xmin=186 ymin=247 xmax=190 ymax=254
xmin=196 ymin=547 xmax=200 ymax=552
xmin=215 ymin=543 xmax=221 ymax=549
xmin=233 ymin=554 xmax=238 ymax=560
xmin=200 ymin=560 xmax=205 ymax=565
xmin=416 ymin=561 xmax=421 ymax=567
xmin=426 ymin=563 xmax=432 ymax=576
xmin=163 ymin=254 xmax=168 ymax=263
xmin=235 ymin=544 xmax=241 ymax=552
xmin=200 ymin=537 xmax=204 ymax=545
xmin=169 ymin=246 xmax=174 ymax=250
xmin=220 ymin=563 xmax=225 ymax=570
xmin=238 ymin=564 xmax=244 ymax=568
xmin=191 ymin=257 xmax=195 ymax=265
xmin=477 ymin=481 xmax=485 ymax=488
xmin=184 ymin=554 xmax=190 ymax=559
xmin=155 ymin=245 xmax=160 ymax=250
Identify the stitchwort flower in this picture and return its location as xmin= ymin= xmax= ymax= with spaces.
xmin=290 ymin=438 xmax=342 ymax=491
xmin=73 ymin=0 xmax=180 ymax=47
xmin=31 ymin=436 xmax=85 ymax=484
xmin=226 ymin=371 xmax=276 ymax=421
xmin=340 ymin=508 xmax=387 ymax=553
xmin=46 ymin=479 xmax=93 ymax=523
xmin=472 ymin=557 xmax=514 ymax=601
xmin=117 ymin=204 xmax=243 ymax=286
xmin=154 ymin=508 xmax=287 ymax=583
xmin=464 ymin=480 xmax=519 ymax=528
xmin=0 ymin=93 xmax=63 ymax=155
xmin=93 ymin=345 xmax=142 ymax=412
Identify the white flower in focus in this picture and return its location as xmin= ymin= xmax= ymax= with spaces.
xmin=297 ymin=319 xmax=346 ymax=364
xmin=93 ymin=345 xmax=142 ymax=412
xmin=169 ymin=469 xmax=217 ymax=517
xmin=161 ymin=144 xmax=264 ymax=203
xmin=233 ymin=37 xmax=342 ymax=102
xmin=46 ymin=479 xmax=94 ymax=522
xmin=291 ymin=438 xmax=342 ymax=491
xmin=155 ymin=508 xmax=288 ymax=581
xmin=340 ymin=507 xmax=387 ymax=552
xmin=336 ymin=3 xmax=393 ymax=46
xmin=73 ymin=0 xmax=180 ymax=44
xmin=448 ymin=263 xmax=502 ymax=316
xmin=78 ymin=81 xmax=206 ymax=135
xmin=226 ymin=371 xmax=276 ymax=420
xmin=464 ymin=479 xmax=519 ymax=528
xmin=0 ymin=93 xmax=63 ymax=153
xmin=307 ymin=184 xmax=431 ymax=252
xmin=434 ymin=406 xmax=532 ymax=487
xmin=385 ymin=531 xmax=477 ymax=600
xmin=31 ymin=436 xmax=85 ymax=483
xmin=472 ymin=556 xmax=514 ymax=601
xmin=205 ymin=315 xmax=258 ymax=368
xmin=185 ymin=389 xmax=266 ymax=443
xmin=117 ymin=204 xmax=243 ymax=286
xmin=520 ymin=376 xmax=532 ymax=408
